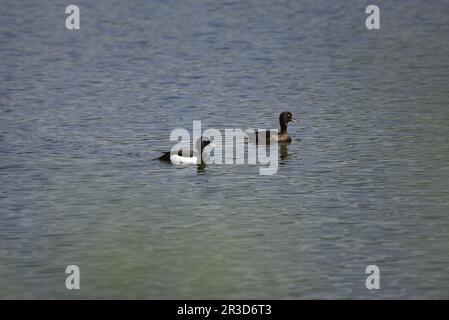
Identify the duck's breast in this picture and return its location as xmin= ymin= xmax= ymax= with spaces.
xmin=277 ymin=133 xmax=291 ymax=143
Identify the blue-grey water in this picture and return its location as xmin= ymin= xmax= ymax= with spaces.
xmin=1 ymin=0 xmax=449 ymax=299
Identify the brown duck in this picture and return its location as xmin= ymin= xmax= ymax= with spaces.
xmin=251 ymin=111 xmax=297 ymax=144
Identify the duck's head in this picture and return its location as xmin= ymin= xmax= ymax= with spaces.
xmin=197 ymin=137 xmax=213 ymax=152
xmin=279 ymin=111 xmax=297 ymax=124
xmin=279 ymin=111 xmax=297 ymax=132
xmin=201 ymin=138 xmax=211 ymax=150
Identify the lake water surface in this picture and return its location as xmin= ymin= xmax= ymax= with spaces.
xmin=1 ymin=0 xmax=449 ymax=298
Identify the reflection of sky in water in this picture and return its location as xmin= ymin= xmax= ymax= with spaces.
xmin=1 ymin=0 xmax=449 ymax=298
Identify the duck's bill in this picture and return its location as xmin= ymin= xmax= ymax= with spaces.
xmin=291 ymin=117 xmax=298 ymax=123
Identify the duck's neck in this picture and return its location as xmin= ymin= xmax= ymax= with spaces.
xmin=280 ymin=120 xmax=288 ymax=134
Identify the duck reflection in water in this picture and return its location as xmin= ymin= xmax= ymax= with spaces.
xmin=280 ymin=142 xmax=289 ymax=160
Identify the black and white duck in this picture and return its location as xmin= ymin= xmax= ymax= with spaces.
xmin=158 ymin=138 xmax=213 ymax=165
